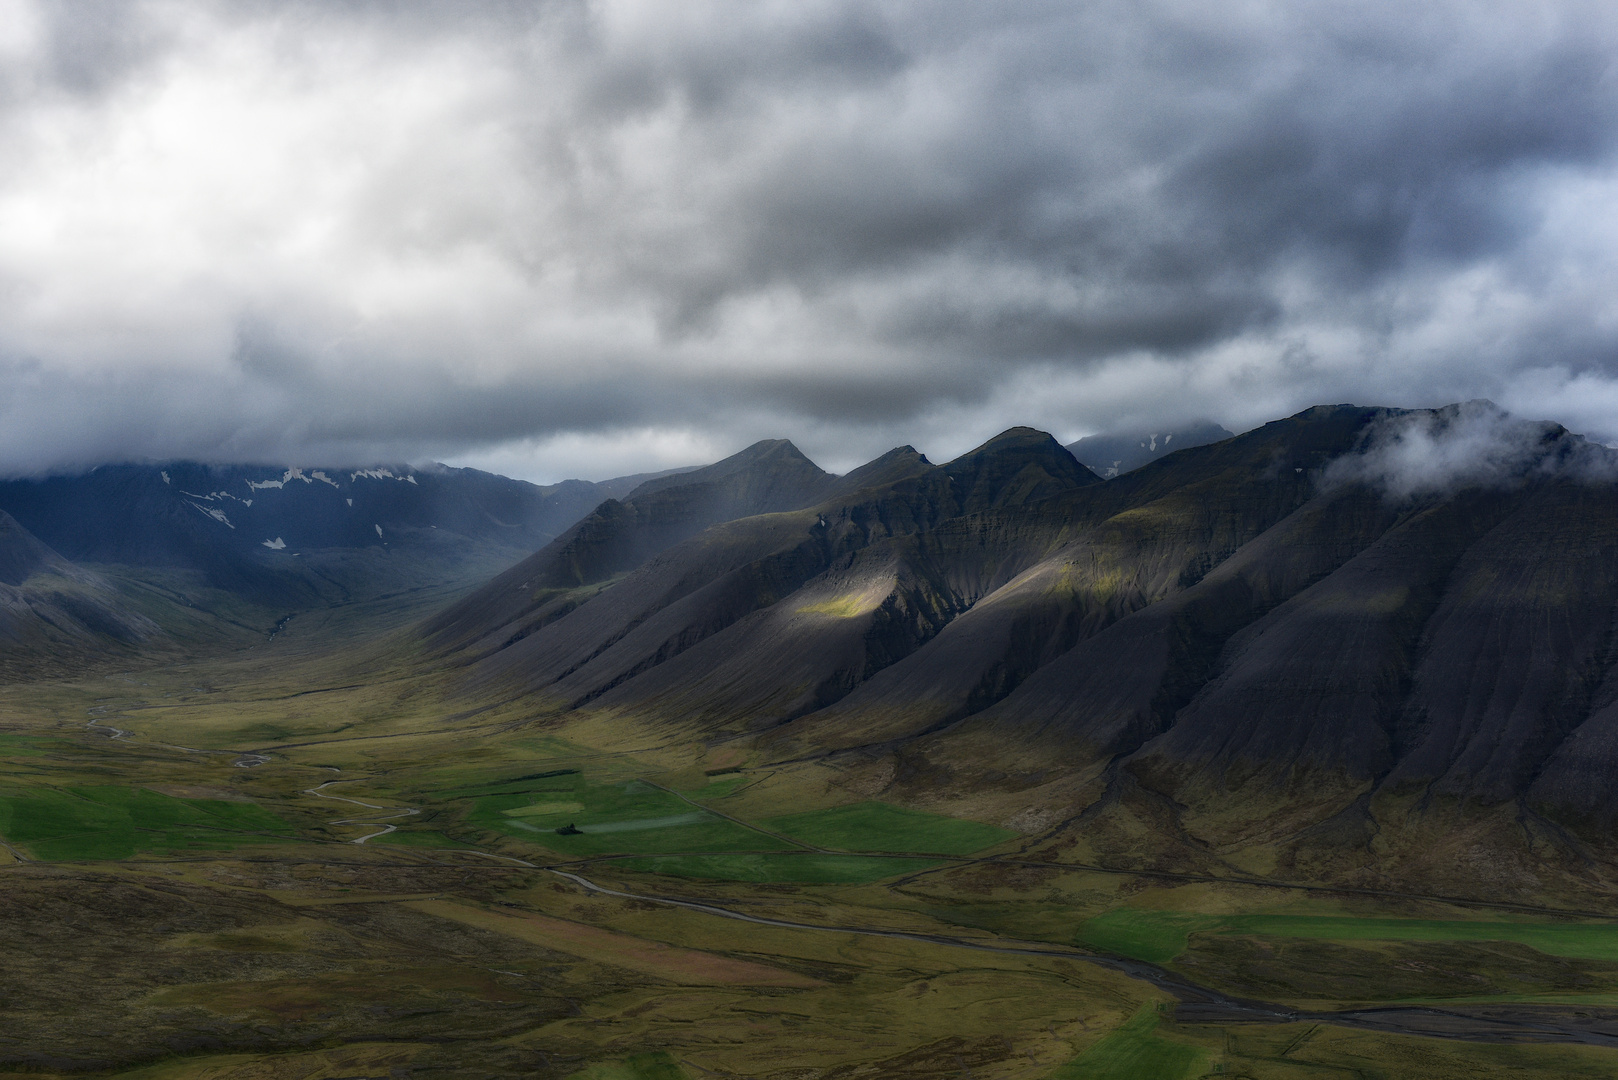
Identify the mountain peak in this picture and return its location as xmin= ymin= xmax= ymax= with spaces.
xmin=621 ymin=439 xmax=826 ymax=501
xmin=831 ymin=446 xmax=935 ymax=496
xmin=943 ymin=427 xmax=1098 ymax=513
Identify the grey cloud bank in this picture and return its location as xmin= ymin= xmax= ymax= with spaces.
xmin=0 ymin=1 xmax=1616 ymax=481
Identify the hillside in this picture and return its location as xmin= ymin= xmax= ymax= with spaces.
xmin=423 ymin=403 xmax=1618 ymax=878
xmin=0 ymin=511 xmax=169 ymax=679
xmin=422 ymin=438 xmax=841 ymax=656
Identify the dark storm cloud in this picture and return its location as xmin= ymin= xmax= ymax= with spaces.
xmin=0 ymin=0 xmax=1615 ymax=481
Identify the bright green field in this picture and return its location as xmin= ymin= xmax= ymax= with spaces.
xmin=464 ymin=776 xmax=789 ymax=856
xmin=682 ymin=774 xmax=750 ymax=799
xmin=616 ymin=852 xmax=942 ymax=884
xmin=0 ymin=734 xmax=63 ymax=758
xmin=1078 ymin=909 xmax=1618 ymax=964
xmin=0 ymin=786 xmax=295 ymax=860
xmin=762 ymin=801 xmax=1017 ymax=855
xmin=1047 ymin=1006 xmax=1205 ymax=1080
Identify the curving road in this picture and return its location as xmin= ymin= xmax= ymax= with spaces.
xmin=302 ymin=779 xmax=420 ymax=843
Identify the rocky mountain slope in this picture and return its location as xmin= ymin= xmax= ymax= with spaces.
xmin=424 ymin=402 xmax=1618 ymax=859
xmin=422 ymin=439 xmax=843 ymax=656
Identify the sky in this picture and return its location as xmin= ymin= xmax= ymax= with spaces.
xmin=1 ymin=1 xmax=1616 ymax=482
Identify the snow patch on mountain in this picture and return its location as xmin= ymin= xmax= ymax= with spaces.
xmin=182 ymin=489 xmax=250 ymax=506
xmin=250 ymin=468 xmax=340 ymax=492
xmin=189 ymin=502 xmax=233 ymax=528
xmin=351 ymin=468 xmax=416 ymax=484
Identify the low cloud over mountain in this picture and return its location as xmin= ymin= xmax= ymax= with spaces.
xmin=2 ymin=2 xmax=1617 ymax=478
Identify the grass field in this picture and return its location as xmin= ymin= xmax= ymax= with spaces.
xmin=0 ymin=785 xmax=295 ymax=860
xmin=432 ymin=769 xmax=582 ymax=800
xmin=1047 ymin=1006 xmax=1206 ymax=1080
xmin=371 ymin=829 xmax=465 ymax=848
xmin=464 ymin=776 xmax=789 ymax=856
xmin=681 ymin=774 xmax=751 ymax=799
xmin=0 ymin=733 xmax=60 ymax=758
xmin=762 ymin=800 xmax=1017 ymax=855
xmin=566 ymin=1052 xmax=689 ymax=1080
xmin=615 ymin=852 xmax=943 ymax=884
xmin=1076 ymin=909 xmax=1215 ymax=963
xmin=1078 ymin=908 xmax=1618 ymax=965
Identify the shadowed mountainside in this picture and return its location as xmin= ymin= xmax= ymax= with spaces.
xmin=0 ymin=511 xmax=167 ymax=678
xmin=424 ymin=403 xmax=1618 ymax=864
xmin=421 ymin=439 xmax=842 ymax=656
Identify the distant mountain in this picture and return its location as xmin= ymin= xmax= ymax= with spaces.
xmin=423 ymin=403 xmax=1618 ymax=867
xmin=0 ymin=460 xmax=685 ymax=605
xmin=1066 ymin=420 xmax=1233 ymax=478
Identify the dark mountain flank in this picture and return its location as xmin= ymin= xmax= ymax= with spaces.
xmin=0 ymin=509 xmax=63 ymax=586
xmin=429 ymin=429 xmax=1103 ymax=707
xmin=423 ymin=403 xmax=1618 ymax=860
xmin=421 ymin=439 xmax=837 ymax=656
xmin=0 ymin=511 xmax=166 ymax=679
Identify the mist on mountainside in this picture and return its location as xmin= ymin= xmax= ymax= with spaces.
xmin=1323 ymin=400 xmax=1618 ymax=500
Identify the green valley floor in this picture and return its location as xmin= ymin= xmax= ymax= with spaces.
xmin=3 ymin=600 xmax=1618 ymax=1079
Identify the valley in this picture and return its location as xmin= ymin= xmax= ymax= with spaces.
xmin=5 ymin=405 xmax=1618 ymax=1078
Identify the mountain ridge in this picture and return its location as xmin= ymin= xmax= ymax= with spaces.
xmin=413 ymin=403 xmax=1618 ymax=870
